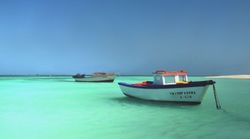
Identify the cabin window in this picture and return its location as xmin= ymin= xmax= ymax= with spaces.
xmin=153 ymin=75 xmax=165 ymax=85
xmin=155 ymin=76 xmax=161 ymax=80
xmin=165 ymin=76 xmax=175 ymax=83
xmin=179 ymin=76 xmax=186 ymax=82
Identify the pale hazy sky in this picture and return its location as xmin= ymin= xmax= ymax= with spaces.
xmin=0 ymin=0 xmax=250 ymax=75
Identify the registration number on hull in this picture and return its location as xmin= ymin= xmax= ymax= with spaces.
xmin=170 ymin=91 xmax=196 ymax=99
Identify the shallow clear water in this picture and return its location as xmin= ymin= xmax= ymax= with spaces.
xmin=0 ymin=76 xmax=250 ymax=139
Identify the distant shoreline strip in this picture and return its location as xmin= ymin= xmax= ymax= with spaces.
xmin=206 ymin=75 xmax=250 ymax=79
xmin=1 ymin=74 xmax=250 ymax=79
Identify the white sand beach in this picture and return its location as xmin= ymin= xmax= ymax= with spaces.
xmin=206 ymin=75 xmax=250 ymax=79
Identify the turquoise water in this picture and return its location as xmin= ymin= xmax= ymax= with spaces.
xmin=0 ymin=76 xmax=250 ymax=139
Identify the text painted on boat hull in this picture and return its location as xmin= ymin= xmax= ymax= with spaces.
xmin=170 ymin=91 xmax=196 ymax=99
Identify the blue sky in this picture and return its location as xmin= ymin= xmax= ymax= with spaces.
xmin=0 ymin=0 xmax=249 ymax=75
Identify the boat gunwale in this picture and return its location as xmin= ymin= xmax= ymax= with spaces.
xmin=75 ymin=79 xmax=115 ymax=82
xmin=118 ymin=80 xmax=215 ymax=89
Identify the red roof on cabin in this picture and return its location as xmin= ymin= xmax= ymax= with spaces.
xmin=153 ymin=70 xmax=188 ymax=76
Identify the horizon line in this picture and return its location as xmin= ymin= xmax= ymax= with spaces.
xmin=0 ymin=74 xmax=230 ymax=76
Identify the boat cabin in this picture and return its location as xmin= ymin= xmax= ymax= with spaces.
xmin=94 ymin=72 xmax=115 ymax=77
xmin=72 ymin=73 xmax=85 ymax=78
xmin=153 ymin=70 xmax=188 ymax=85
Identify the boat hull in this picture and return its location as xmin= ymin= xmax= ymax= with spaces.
xmin=118 ymin=81 xmax=214 ymax=103
xmin=74 ymin=75 xmax=115 ymax=82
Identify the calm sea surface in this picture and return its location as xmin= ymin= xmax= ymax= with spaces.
xmin=0 ymin=76 xmax=250 ymax=139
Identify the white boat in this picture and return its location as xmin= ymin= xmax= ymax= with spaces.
xmin=73 ymin=72 xmax=116 ymax=82
xmin=118 ymin=70 xmax=220 ymax=106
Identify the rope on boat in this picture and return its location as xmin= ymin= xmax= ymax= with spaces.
xmin=212 ymin=83 xmax=221 ymax=110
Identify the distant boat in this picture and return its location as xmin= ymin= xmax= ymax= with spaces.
xmin=118 ymin=70 xmax=220 ymax=107
xmin=72 ymin=73 xmax=85 ymax=78
xmin=72 ymin=72 xmax=116 ymax=82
